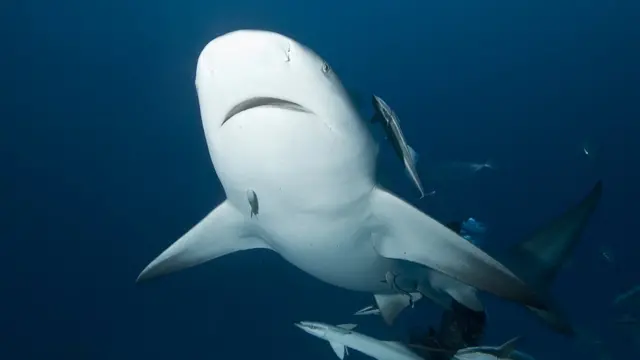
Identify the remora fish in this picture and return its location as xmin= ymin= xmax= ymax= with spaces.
xmin=296 ymin=321 xmax=424 ymax=360
xmin=136 ymin=30 xmax=543 ymax=318
xmin=410 ymin=336 xmax=535 ymax=360
xmin=371 ymin=94 xmax=426 ymax=199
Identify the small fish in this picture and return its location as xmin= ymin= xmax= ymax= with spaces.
xmin=442 ymin=160 xmax=495 ymax=178
xmin=371 ymin=95 xmax=426 ymax=199
xmin=353 ymin=305 xmax=380 ymax=316
xmin=247 ymin=189 xmax=259 ymax=218
xmin=381 ymin=271 xmax=416 ymax=308
xmin=468 ymin=160 xmax=494 ymax=173
xmin=600 ymin=246 xmax=614 ymax=263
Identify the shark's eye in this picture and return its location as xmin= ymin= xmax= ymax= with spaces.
xmin=321 ymin=62 xmax=331 ymax=74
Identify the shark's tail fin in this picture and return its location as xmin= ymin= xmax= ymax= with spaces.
xmin=484 ymin=159 xmax=496 ymax=171
xmin=508 ymin=180 xmax=603 ymax=336
xmin=510 ymin=180 xmax=602 ymax=287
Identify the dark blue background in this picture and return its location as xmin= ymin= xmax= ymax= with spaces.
xmin=2 ymin=0 xmax=638 ymax=359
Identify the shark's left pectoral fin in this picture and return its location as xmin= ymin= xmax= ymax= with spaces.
xmin=374 ymin=292 xmax=422 ymax=325
xmin=368 ymin=187 xmax=545 ymax=310
xmin=136 ymin=200 xmax=271 ymax=282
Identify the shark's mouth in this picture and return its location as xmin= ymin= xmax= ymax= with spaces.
xmin=222 ymin=97 xmax=313 ymax=127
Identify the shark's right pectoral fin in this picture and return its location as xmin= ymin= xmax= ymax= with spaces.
xmin=136 ymin=200 xmax=270 ymax=282
xmin=368 ymin=187 xmax=546 ymax=310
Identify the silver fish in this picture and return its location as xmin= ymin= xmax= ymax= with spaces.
xmin=371 ymin=95 xmax=425 ymax=198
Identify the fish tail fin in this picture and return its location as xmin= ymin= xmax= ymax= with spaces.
xmin=484 ymin=159 xmax=496 ymax=170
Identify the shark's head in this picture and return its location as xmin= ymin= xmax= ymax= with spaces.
xmin=195 ymin=30 xmax=359 ymax=135
xmin=295 ymin=321 xmax=331 ymax=340
xmin=194 ymin=30 xmax=376 ymax=209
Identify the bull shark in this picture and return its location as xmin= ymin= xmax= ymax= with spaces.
xmin=135 ymin=30 xmax=544 ymax=313
xmin=354 ymin=181 xmax=602 ymax=336
xmin=295 ymin=321 xmax=424 ymax=360
xmin=370 ymin=95 xmax=425 ymax=198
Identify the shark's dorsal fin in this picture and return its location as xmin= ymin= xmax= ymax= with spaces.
xmin=337 ymin=324 xmax=357 ymax=331
xmin=496 ymin=336 xmax=522 ymax=358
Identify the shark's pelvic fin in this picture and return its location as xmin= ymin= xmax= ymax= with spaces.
xmin=136 ymin=200 xmax=270 ymax=282
xmin=329 ymin=341 xmax=347 ymax=359
xmin=416 ymin=281 xmax=453 ymax=310
xmin=444 ymin=283 xmax=484 ymax=312
xmin=374 ymin=292 xmax=422 ymax=325
xmin=368 ymin=187 xmax=545 ymax=310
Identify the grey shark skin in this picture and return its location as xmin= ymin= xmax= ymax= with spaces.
xmin=502 ymin=180 xmax=603 ymax=336
xmin=371 ymin=95 xmax=425 ymax=198
xmin=296 ymin=321 xmax=424 ymax=360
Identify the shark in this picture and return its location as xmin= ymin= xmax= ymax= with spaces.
xmin=295 ymin=321 xmax=424 ymax=360
xmin=135 ymin=30 xmax=545 ymax=314
xmin=354 ymin=181 xmax=602 ymax=336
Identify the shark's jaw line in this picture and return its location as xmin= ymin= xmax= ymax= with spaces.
xmin=222 ymin=96 xmax=312 ymax=127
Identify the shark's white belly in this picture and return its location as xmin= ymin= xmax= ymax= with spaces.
xmin=253 ymin=204 xmax=402 ymax=293
xmin=210 ymin=109 xmax=399 ymax=293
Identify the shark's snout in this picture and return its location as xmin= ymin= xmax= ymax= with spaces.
xmin=197 ymin=30 xmax=293 ymax=75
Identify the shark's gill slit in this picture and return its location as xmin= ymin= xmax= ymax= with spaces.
xmin=222 ymin=97 xmax=312 ymax=126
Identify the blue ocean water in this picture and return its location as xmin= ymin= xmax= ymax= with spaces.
xmin=1 ymin=0 xmax=639 ymax=359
